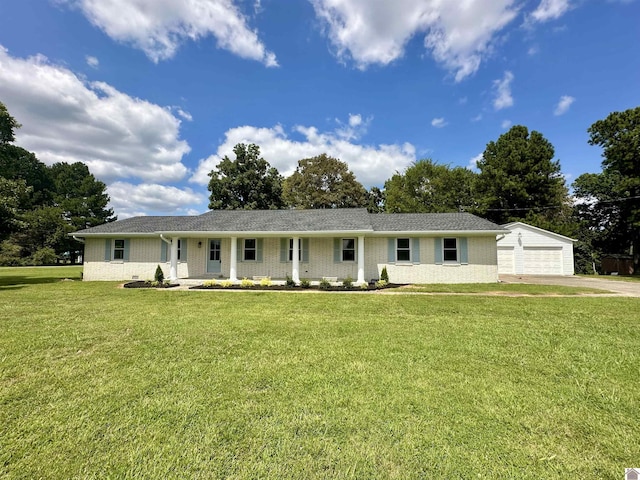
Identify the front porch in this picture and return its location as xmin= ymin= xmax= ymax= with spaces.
xmin=166 ymin=236 xmax=368 ymax=285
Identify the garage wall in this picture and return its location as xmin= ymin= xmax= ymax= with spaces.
xmin=498 ymin=223 xmax=575 ymax=275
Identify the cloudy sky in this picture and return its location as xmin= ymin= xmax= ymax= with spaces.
xmin=1 ymin=0 xmax=638 ymax=218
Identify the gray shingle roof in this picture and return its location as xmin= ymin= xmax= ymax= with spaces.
xmin=72 ymin=209 xmax=506 ymax=235
xmin=369 ymin=213 xmax=505 ymax=232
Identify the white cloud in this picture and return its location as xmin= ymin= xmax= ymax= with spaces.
xmin=175 ymin=108 xmax=193 ymax=122
xmin=431 ymin=117 xmax=447 ymax=128
xmin=493 ymin=71 xmax=514 ymax=110
xmin=0 ymin=46 xmax=200 ymax=218
xmin=334 ymin=113 xmax=372 ymax=140
xmin=85 ymin=55 xmax=99 ymax=68
xmin=554 ymin=95 xmax=575 ymax=115
xmin=501 ymin=119 xmax=512 ymax=129
xmin=0 ymin=46 xmax=191 ymax=184
xmin=471 ymin=114 xmax=483 ymax=122
xmin=108 ymin=182 xmax=206 ymax=218
xmin=190 ymin=119 xmax=416 ymax=188
xmin=348 ymin=113 xmax=362 ymax=127
xmin=59 ymin=0 xmax=277 ymax=66
xmin=310 ymin=0 xmax=519 ymax=81
xmin=527 ymin=45 xmax=540 ymax=55
xmin=468 ymin=153 xmax=483 ymax=170
xmin=527 ymin=0 xmax=572 ymax=24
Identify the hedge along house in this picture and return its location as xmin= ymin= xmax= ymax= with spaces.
xmin=71 ymin=209 xmax=508 ymax=284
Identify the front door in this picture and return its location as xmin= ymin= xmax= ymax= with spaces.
xmin=207 ymin=239 xmax=221 ymax=274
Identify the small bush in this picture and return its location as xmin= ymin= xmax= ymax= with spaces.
xmin=241 ymin=277 xmax=254 ymax=288
xmin=360 ymin=282 xmax=369 ymax=290
xmin=375 ymin=279 xmax=388 ymax=289
xmin=260 ymin=277 xmax=272 ymax=287
xmin=380 ymin=266 xmax=389 ymax=282
xmin=285 ymin=275 xmax=297 ymax=287
xmin=318 ymin=278 xmax=331 ymax=290
xmin=342 ymin=276 xmax=353 ymax=288
xmin=203 ymin=279 xmax=218 ymax=287
xmin=154 ymin=265 xmax=165 ymax=284
xmin=220 ymin=280 xmax=233 ymax=288
xmin=300 ymin=278 xmax=311 ymax=288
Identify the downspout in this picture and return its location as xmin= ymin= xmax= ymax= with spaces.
xmin=72 ymin=235 xmax=85 ymax=244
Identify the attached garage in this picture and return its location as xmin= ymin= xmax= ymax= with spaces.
xmin=498 ymin=222 xmax=575 ymax=275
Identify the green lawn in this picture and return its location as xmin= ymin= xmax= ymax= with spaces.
xmin=1 ymin=267 xmax=638 ymax=479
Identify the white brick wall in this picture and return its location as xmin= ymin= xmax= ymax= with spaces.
xmin=83 ymin=234 xmax=499 ymax=283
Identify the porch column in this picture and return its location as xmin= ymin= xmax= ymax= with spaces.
xmin=357 ymin=235 xmax=365 ymax=285
xmin=292 ymin=236 xmax=300 ymax=283
xmin=169 ymin=237 xmax=179 ymax=282
xmin=230 ymin=236 xmax=238 ymax=281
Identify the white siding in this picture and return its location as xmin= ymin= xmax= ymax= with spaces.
xmin=497 ymin=247 xmax=515 ymax=274
xmin=82 ymin=234 xmax=500 ymax=283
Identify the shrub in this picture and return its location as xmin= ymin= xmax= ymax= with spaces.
xmin=380 ymin=266 xmax=389 ymax=282
xmin=360 ymin=282 xmax=369 ymax=290
xmin=154 ymin=265 xmax=165 ymax=284
xmin=342 ymin=276 xmax=353 ymax=288
xmin=203 ymin=279 xmax=218 ymax=287
xmin=260 ymin=277 xmax=272 ymax=287
xmin=241 ymin=277 xmax=254 ymax=288
xmin=285 ymin=275 xmax=297 ymax=287
xmin=375 ymin=279 xmax=388 ymax=289
xmin=0 ymin=240 xmax=23 ymax=266
xmin=318 ymin=278 xmax=331 ymax=290
xmin=30 ymin=247 xmax=58 ymax=266
xmin=300 ymin=278 xmax=311 ymax=288
xmin=220 ymin=280 xmax=233 ymax=288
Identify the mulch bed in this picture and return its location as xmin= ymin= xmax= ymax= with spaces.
xmin=188 ymin=284 xmax=399 ymax=292
xmin=123 ymin=281 xmax=180 ymax=289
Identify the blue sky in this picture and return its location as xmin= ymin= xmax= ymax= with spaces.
xmin=0 ymin=0 xmax=638 ymax=218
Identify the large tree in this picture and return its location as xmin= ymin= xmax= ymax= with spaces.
xmin=476 ymin=125 xmax=570 ymax=227
xmin=283 ymin=153 xmax=367 ymax=209
xmin=208 ymin=143 xmax=284 ymax=210
xmin=583 ymin=106 xmax=640 ymax=271
xmin=384 ymin=159 xmax=477 ymax=213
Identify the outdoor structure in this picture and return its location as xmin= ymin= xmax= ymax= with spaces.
xmin=600 ymin=254 xmax=634 ymax=275
xmin=497 ymin=221 xmax=575 ymax=275
xmin=71 ymin=209 xmax=508 ymax=284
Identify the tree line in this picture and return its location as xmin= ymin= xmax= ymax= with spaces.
xmin=2 ymin=99 xmax=638 ymax=273
xmin=0 ymin=102 xmax=115 ymax=265
xmin=208 ymin=108 xmax=640 ymax=274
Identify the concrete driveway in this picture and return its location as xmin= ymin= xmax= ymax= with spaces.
xmin=499 ymin=275 xmax=640 ymax=297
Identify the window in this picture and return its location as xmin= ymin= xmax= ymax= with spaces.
xmin=396 ymin=238 xmax=411 ymax=262
xmin=113 ymin=239 xmax=125 ymax=260
xmin=243 ymin=238 xmax=257 ymax=261
xmin=443 ymin=237 xmax=458 ymax=262
xmin=209 ymin=240 xmax=220 ymax=261
xmin=342 ymin=238 xmax=355 ymax=262
xmin=289 ymin=238 xmax=302 ymax=261
xmin=177 ymin=239 xmax=182 ymax=261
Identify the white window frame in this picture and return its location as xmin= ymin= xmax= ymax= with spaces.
xmin=243 ymin=238 xmax=257 ymax=261
xmin=289 ymin=238 xmax=302 ymax=262
xmin=342 ymin=238 xmax=356 ymax=262
xmin=396 ymin=238 xmax=411 ymax=263
xmin=113 ymin=239 xmax=125 ymax=261
xmin=443 ymin=237 xmax=458 ymax=263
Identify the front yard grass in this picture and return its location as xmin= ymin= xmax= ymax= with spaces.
xmin=1 ymin=267 xmax=638 ymax=479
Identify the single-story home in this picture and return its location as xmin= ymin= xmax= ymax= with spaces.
xmin=497 ymin=221 xmax=576 ymax=275
xmin=71 ymin=208 xmax=508 ymax=284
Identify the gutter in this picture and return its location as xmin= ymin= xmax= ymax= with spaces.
xmin=72 ymin=235 xmax=85 ymax=244
xmin=159 ymin=234 xmax=172 ymax=245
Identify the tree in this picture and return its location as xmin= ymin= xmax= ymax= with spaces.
xmin=0 ymin=145 xmax=54 ymax=208
xmin=208 ymin=143 xmax=284 ymax=210
xmin=0 ymin=177 xmax=31 ymax=240
xmin=283 ymin=154 xmax=367 ymax=209
xmin=366 ymin=186 xmax=385 ymax=213
xmin=0 ymin=101 xmax=21 ymax=145
xmin=476 ymin=125 xmax=570 ymax=227
xmin=585 ymin=106 xmax=640 ymax=271
xmin=384 ymin=159 xmax=477 ymax=213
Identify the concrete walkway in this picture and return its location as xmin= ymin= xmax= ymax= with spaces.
xmin=499 ymin=275 xmax=640 ymax=297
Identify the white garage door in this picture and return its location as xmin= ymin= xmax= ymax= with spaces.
xmin=497 ymin=247 xmax=515 ymax=274
xmin=523 ymin=247 xmax=563 ymax=275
